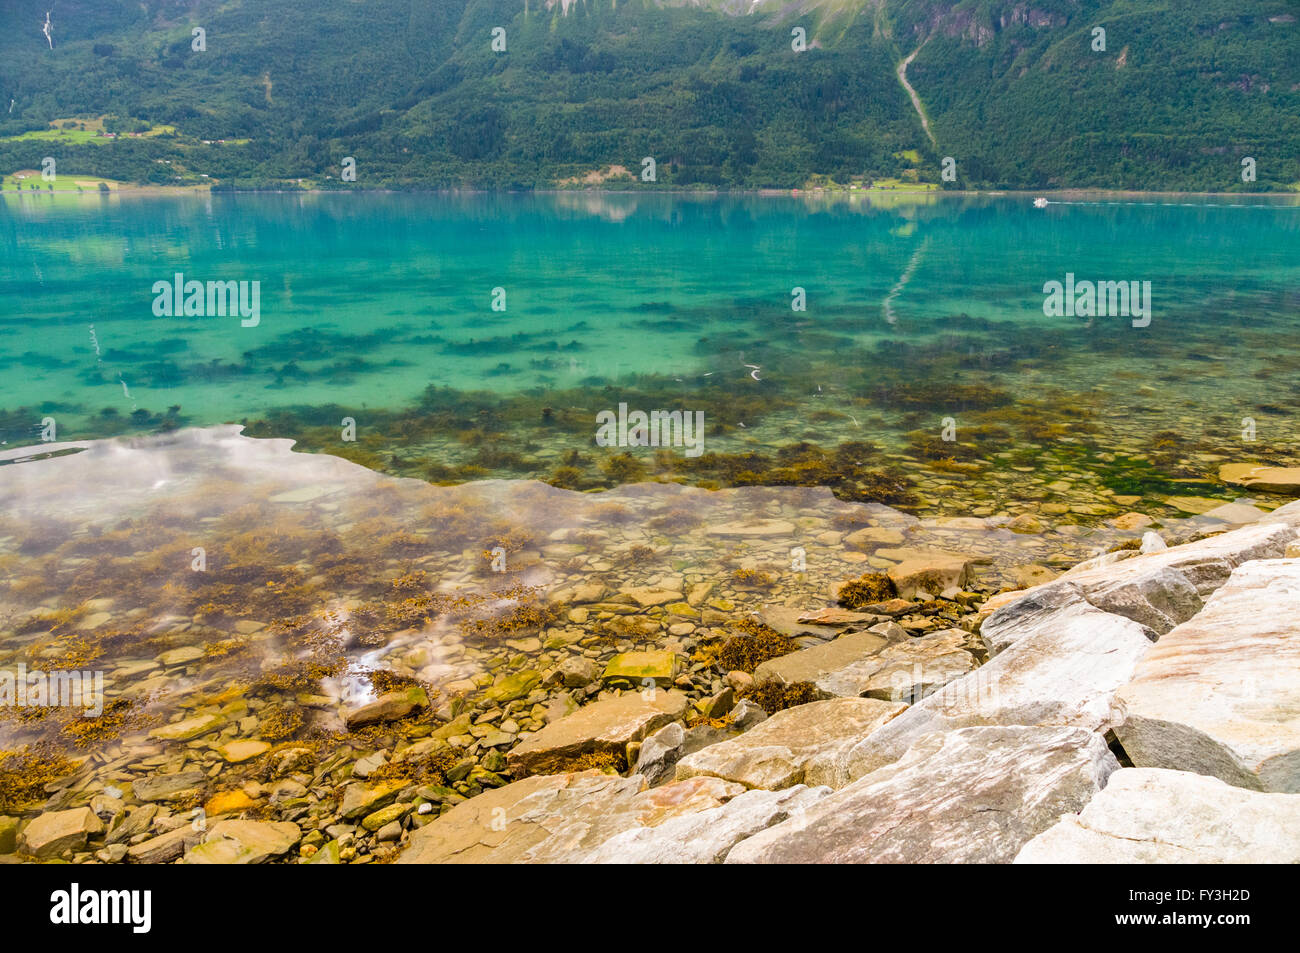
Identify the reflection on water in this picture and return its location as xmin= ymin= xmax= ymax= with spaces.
xmin=3 ymin=193 xmax=1297 ymax=526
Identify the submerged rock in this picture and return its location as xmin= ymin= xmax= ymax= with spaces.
xmin=132 ymin=771 xmax=208 ymax=803
xmin=342 ymin=686 xmax=430 ymax=730
xmin=18 ymin=807 xmax=102 ymax=859
xmin=149 ymin=713 xmax=223 ymax=742
xmin=127 ymin=825 xmax=203 ymax=864
xmin=882 ymin=551 xmax=974 ymax=598
xmin=621 ymin=586 xmax=683 ymax=607
xmin=218 ymin=740 xmax=271 ymax=763
xmin=603 ymin=650 xmax=677 ymax=686
xmin=1219 ymin=463 xmax=1300 ymax=494
xmin=184 ymin=820 xmax=301 ymax=864
xmin=0 ymin=816 xmax=19 ymax=854
xmin=506 ymin=691 xmax=689 ymax=776
xmin=556 ymin=656 xmax=599 ymax=688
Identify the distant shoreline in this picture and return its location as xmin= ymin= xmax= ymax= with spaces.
xmin=2 ymin=184 xmax=1296 ymax=200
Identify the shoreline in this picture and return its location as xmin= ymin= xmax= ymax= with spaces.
xmin=3 ymin=184 xmax=1297 ymax=200
xmin=1 ymin=425 xmax=1295 ymax=864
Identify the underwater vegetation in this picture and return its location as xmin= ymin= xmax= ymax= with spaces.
xmin=0 ymin=748 xmax=80 ymax=813
xmin=738 ymin=680 xmax=821 ymax=715
xmin=697 ymin=619 xmax=799 ymax=674
xmin=836 ymin=572 xmax=898 ymax=608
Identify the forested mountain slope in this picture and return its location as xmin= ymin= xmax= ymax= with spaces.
xmin=0 ymin=0 xmax=1296 ymax=190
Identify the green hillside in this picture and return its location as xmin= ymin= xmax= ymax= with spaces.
xmin=0 ymin=0 xmax=1296 ymax=190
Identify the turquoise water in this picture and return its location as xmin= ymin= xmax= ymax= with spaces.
xmin=3 ymin=191 xmax=1299 ymax=515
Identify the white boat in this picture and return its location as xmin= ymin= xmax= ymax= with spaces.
xmin=1033 ymin=197 xmax=1049 ymax=208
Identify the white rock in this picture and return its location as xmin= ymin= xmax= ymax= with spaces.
xmin=727 ymin=726 xmax=1116 ymax=864
xmin=585 ymin=785 xmax=831 ymax=863
xmin=675 ymin=698 xmax=907 ymax=790
xmin=1139 ymin=531 xmax=1166 ymax=553
xmin=1016 ymin=768 xmax=1300 ymax=862
xmin=1115 ymin=559 xmax=1300 ymax=792
xmin=832 ymin=593 xmax=1152 ymax=785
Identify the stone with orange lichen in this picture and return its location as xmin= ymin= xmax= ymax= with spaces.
xmin=205 ymin=789 xmax=259 ymax=817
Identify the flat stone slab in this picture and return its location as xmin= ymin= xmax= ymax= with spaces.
xmin=1016 ymin=768 xmax=1300 ymax=863
xmin=752 ymin=630 xmax=889 ymax=697
xmin=585 ymin=785 xmax=832 ymax=863
xmin=218 ymin=740 xmax=270 ymax=763
xmin=397 ymin=772 xmax=744 ymax=863
xmin=621 ymin=586 xmax=683 ymax=607
xmin=127 ymin=825 xmax=203 ymax=864
xmin=1061 ymin=519 xmax=1293 ymax=602
xmin=483 ymin=670 xmax=542 ymax=704
xmin=506 ymin=691 xmax=689 ymax=776
xmin=984 ymin=520 xmax=1297 ymax=650
xmin=149 ymin=713 xmax=222 ymax=741
xmin=157 ymin=646 xmax=204 ymax=666
xmin=1201 ymin=501 xmax=1267 ymax=525
xmin=726 ymin=726 xmax=1116 ymax=864
xmin=816 ymin=628 xmax=977 ymax=703
xmin=603 ymin=650 xmax=677 ymax=686
xmin=675 ymin=698 xmax=907 ymax=790
xmin=1115 ymin=559 xmax=1300 ymax=792
xmin=183 ymin=820 xmax=301 ymax=864
xmin=705 ymin=518 xmax=796 ymax=537
xmin=844 ymin=526 xmax=905 ymax=549
xmin=877 ymin=550 xmax=974 ymax=598
xmin=132 ymin=770 xmax=208 ymax=803
xmin=795 ymin=607 xmax=880 ymax=626
xmin=1220 ymin=463 xmax=1300 ymax=494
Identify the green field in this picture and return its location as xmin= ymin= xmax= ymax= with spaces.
xmin=1 ymin=172 xmax=121 ymax=191
xmin=0 ymin=121 xmax=179 ymax=146
xmin=3 ymin=128 xmax=104 ymax=144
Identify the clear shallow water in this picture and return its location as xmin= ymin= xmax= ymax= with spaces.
xmin=3 ymin=191 xmax=1299 ymax=519
xmin=0 ymin=425 xmax=1262 ymax=822
xmin=0 ymin=426 xmax=1191 ymax=772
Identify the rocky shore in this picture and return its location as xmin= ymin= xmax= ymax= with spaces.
xmin=2 ymin=429 xmax=1298 ymax=864
xmin=393 ymin=502 xmax=1300 ymax=864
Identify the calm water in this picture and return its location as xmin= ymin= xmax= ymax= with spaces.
xmin=3 ymin=191 xmax=1299 ymax=515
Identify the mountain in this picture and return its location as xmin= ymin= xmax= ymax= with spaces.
xmin=0 ymin=0 xmax=1296 ymax=190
